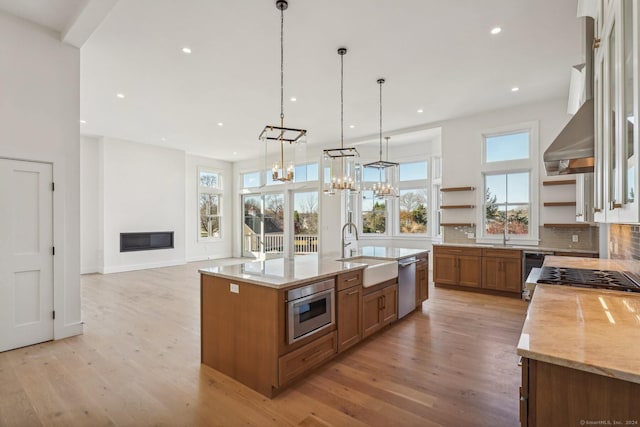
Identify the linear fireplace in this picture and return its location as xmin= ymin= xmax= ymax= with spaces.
xmin=120 ymin=232 xmax=174 ymax=252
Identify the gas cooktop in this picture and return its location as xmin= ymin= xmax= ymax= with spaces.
xmin=537 ymin=266 xmax=640 ymax=293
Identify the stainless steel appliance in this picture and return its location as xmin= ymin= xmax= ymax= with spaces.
xmin=536 ymin=267 xmax=640 ymax=292
xmin=398 ymin=257 xmax=418 ymax=318
xmin=522 ymin=251 xmax=554 ymax=282
xmin=286 ymin=278 xmax=335 ymax=344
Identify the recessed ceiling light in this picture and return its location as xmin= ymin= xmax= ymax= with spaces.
xmin=79 ymin=120 xmax=86 ymax=124
xmin=491 ymin=27 xmax=502 ymax=35
xmin=290 ymin=97 xmax=297 ymax=102
xmin=217 ymin=122 xmax=224 ymax=127
xmin=511 ymin=86 xmax=520 ymax=92
xmin=161 ymin=137 xmax=167 ymax=142
xmin=233 ymin=151 xmax=238 ymax=155
xmin=349 ymin=125 xmax=355 ymax=129
xmin=417 ymin=109 xmax=424 ymax=113
xmin=182 ymin=47 xmax=192 ymax=54
xmin=116 ymin=93 xmax=125 ymax=98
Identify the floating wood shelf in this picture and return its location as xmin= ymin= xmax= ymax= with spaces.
xmin=543 ymin=202 xmax=577 ymax=207
xmin=441 ymin=205 xmax=475 ymax=209
xmin=543 ymin=223 xmax=591 ymax=228
xmin=542 ymin=180 xmax=576 ymax=186
xmin=441 ymin=223 xmax=475 ymax=227
xmin=440 ymin=186 xmax=475 ymax=192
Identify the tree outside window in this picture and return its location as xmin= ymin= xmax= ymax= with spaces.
xmin=484 ymin=172 xmax=529 ymax=236
xmin=362 ymin=191 xmax=386 ymax=234
xmin=399 ymin=189 xmax=427 ymax=233
xmin=199 ymin=170 xmax=222 ymax=239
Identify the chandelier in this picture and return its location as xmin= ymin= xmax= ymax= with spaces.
xmin=322 ymin=47 xmax=360 ymax=195
xmin=258 ymin=0 xmax=306 ymax=183
xmin=364 ymin=78 xmax=399 ymax=198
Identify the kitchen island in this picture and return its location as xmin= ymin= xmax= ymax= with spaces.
xmin=517 ymin=259 xmax=640 ymax=426
xmin=199 ymin=250 xmax=428 ymax=398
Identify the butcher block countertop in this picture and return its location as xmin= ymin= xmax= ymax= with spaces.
xmin=518 ymin=258 xmax=640 ymax=384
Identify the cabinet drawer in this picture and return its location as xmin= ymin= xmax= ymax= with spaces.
xmin=482 ymin=248 xmax=522 ymax=259
xmin=434 ymin=246 xmax=482 ymax=256
xmin=337 ymin=269 xmax=363 ymax=291
xmin=278 ymin=331 xmax=337 ymax=386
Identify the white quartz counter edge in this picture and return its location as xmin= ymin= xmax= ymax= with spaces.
xmin=348 ymin=248 xmax=430 ymax=260
xmin=199 ymin=263 xmax=367 ymax=289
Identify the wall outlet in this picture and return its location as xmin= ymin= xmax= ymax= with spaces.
xmin=467 ymin=232 xmax=475 ymax=239
xmin=572 ymin=235 xmax=579 ymax=243
xmin=230 ymin=283 xmax=239 ymax=294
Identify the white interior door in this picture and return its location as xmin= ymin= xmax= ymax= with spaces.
xmin=0 ymin=159 xmax=54 ymax=352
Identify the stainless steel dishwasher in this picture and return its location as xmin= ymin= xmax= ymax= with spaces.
xmin=398 ymin=257 xmax=418 ymax=318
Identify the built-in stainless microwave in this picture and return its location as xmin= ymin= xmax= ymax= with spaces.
xmin=286 ymin=278 xmax=335 ymax=344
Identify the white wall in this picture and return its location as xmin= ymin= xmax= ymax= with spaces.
xmin=185 ymin=154 xmax=233 ymax=261
xmin=99 ymin=138 xmax=186 ymax=273
xmin=0 ymin=12 xmax=82 ymax=339
xmin=80 ymin=136 xmax=100 ymax=273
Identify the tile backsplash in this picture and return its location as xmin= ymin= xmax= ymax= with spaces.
xmin=443 ymin=225 xmax=599 ymax=251
xmin=609 ymin=224 xmax=640 ymax=260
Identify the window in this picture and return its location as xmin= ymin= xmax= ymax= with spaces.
xmin=479 ymin=122 xmax=538 ymax=242
xmin=400 ymin=161 xmax=428 ymax=181
xmin=484 ymin=172 xmax=530 ymax=235
xmin=199 ymin=169 xmax=222 ymax=239
xmin=399 ymin=189 xmax=427 ymax=234
xmin=242 ymin=171 xmax=260 ymax=188
xmin=294 ymin=163 xmax=319 ymax=183
xmin=362 ymin=190 xmax=386 ymax=234
xmin=293 ymin=191 xmax=318 ymax=253
xmin=485 ymin=131 xmax=529 ymax=163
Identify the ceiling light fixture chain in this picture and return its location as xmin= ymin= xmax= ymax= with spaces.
xmin=378 ymin=78 xmax=384 ymax=162
xmin=280 ymin=1 xmax=284 ymax=124
xmin=340 ymin=47 xmax=345 ymax=148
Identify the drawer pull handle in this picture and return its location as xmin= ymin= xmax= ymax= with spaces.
xmin=347 ymin=289 xmax=359 ymax=295
xmin=345 ymin=277 xmax=357 ymax=282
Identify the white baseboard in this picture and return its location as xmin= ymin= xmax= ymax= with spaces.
xmin=186 ymin=253 xmax=232 ymax=262
xmin=101 ymin=259 xmax=186 ymax=274
xmin=81 ymin=266 xmax=99 ymax=274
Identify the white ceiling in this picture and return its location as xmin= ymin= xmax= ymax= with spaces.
xmin=1 ymin=0 xmax=583 ymax=162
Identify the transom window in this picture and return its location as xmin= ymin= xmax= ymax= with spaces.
xmin=485 ymin=131 xmax=529 ymax=163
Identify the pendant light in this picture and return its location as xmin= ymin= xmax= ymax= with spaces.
xmin=258 ymin=0 xmax=306 ymax=183
xmin=364 ymin=78 xmax=399 ymax=198
xmin=322 ymin=47 xmax=360 ymax=195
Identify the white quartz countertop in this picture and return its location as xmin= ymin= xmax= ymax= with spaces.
xmin=434 ymin=242 xmax=598 ymax=254
xmin=199 ymin=247 xmax=429 ymax=289
xmin=350 ymin=246 xmax=429 ymax=260
xmin=199 ymin=254 xmax=367 ymax=289
xmin=517 ymin=284 xmax=640 ymax=384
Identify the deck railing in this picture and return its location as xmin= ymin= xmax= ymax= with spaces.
xmin=243 ymin=233 xmax=318 ymax=254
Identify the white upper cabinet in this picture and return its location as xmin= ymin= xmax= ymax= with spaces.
xmin=593 ymin=0 xmax=639 ymax=223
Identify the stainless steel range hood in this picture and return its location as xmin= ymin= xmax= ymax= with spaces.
xmin=543 ymin=98 xmax=594 ymax=175
xmin=544 ymin=17 xmax=595 ymax=176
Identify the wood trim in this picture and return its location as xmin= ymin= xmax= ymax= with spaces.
xmin=434 ymin=282 xmax=522 ymax=298
xmin=543 ymin=202 xmax=577 ymax=207
xmin=440 ymin=223 xmax=475 ymax=227
xmin=543 ymin=223 xmax=591 ymax=228
xmin=440 ymin=205 xmax=475 ymax=209
xmin=440 ymin=186 xmax=475 ymax=192
xmin=542 ymin=180 xmax=576 ymax=186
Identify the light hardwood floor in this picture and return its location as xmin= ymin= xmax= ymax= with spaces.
xmin=0 ymin=260 xmax=528 ymax=427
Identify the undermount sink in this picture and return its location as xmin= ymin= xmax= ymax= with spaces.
xmin=340 ymin=256 xmax=398 ymax=287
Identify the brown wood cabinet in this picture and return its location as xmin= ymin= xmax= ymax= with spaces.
xmin=482 ymin=248 xmax=522 ymax=294
xmin=415 ymin=254 xmax=429 ymax=308
xmin=337 ymin=280 xmax=362 ymax=353
xmin=279 ymin=331 xmax=337 ymax=387
xmin=362 ymin=282 xmax=398 ymax=339
xmin=433 ymin=246 xmax=482 ymax=288
xmin=520 ymin=357 xmax=640 ymax=426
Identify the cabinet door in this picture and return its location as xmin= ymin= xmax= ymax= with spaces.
xmin=594 ymin=35 xmax=607 ymax=223
xmin=482 ymin=257 xmax=500 ymax=290
xmin=501 ymin=257 xmax=523 ymax=293
xmin=337 ymin=286 xmax=362 ymax=353
xmin=458 ymin=256 xmax=482 ymax=288
xmin=433 ymin=253 xmax=457 ymax=285
xmin=362 ymin=290 xmax=382 ymax=339
xmin=381 ymin=285 xmax=397 ymax=325
xmin=415 ymin=261 xmax=428 ymax=307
